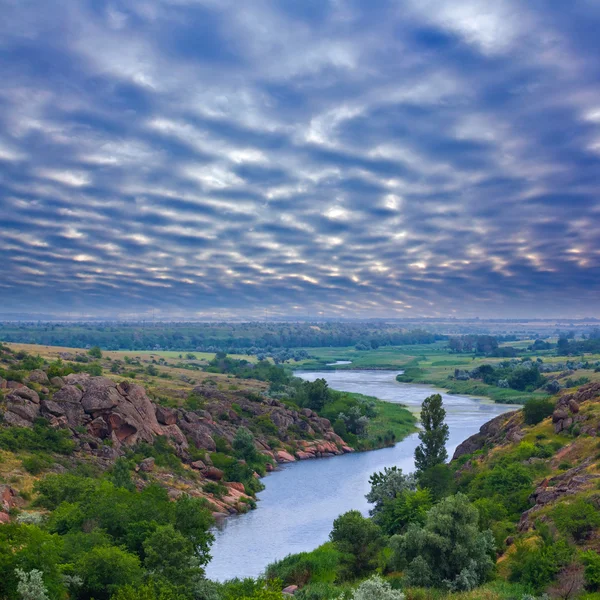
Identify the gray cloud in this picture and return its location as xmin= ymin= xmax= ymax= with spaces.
xmin=0 ymin=0 xmax=599 ymax=318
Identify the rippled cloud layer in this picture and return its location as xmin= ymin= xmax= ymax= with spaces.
xmin=1 ymin=0 xmax=599 ymax=317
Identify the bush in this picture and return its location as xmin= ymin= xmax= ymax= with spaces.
xmin=0 ymin=420 xmax=75 ymax=455
xmin=582 ymin=550 xmax=600 ymax=590
xmin=22 ymin=455 xmax=53 ymax=475
xmin=523 ymin=398 xmax=555 ymax=425
xmin=351 ymin=575 xmax=405 ymax=600
xmin=551 ymin=499 xmax=600 ymax=542
xmin=265 ymin=544 xmax=340 ymax=586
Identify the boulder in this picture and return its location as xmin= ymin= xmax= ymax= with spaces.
xmin=0 ymin=485 xmax=17 ymax=512
xmin=53 ymin=385 xmax=83 ymax=404
xmin=282 ymin=585 xmax=298 ymax=596
xmin=64 ymin=373 xmax=90 ymax=386
xmin=52 ymin=385 xmax=86 ymax=427
xmin=178 ymin=420 xmax=216 ymax=451
xmin=275 ymin=450 xmax=296 ymax=463
xmin=28 ymin=369 xmax=49 ymax=385
xmin=155 ymin=405 xmax=177 ymax=425
xmin=203 ymin=467 xmax=224 ymax=481
xmin=4 ymin=390 xmax=40 ymax=426
xmin=81 ymin=377 xmax=121 ymax=413
xmin=88 ymin=417 xmax=110 ymax=439
xmin=226 ymin=482 xmax=245 ymax=493
xmin=9 ymin=387 xmax=40 ymax=404
xmin=0 ymin=513 xmax=10 ymax=525
xmin=50 ymin=376 xmax=65 ymax=388
xmin=7 ymin=381 xmax=24 ymax=389
xmin=191 ymin=460 xmax=206 ymax=470
xmin=139 ymin=457 xmax=155 ymax=472
xmin=40 ymin=399 xmax=66 ymax=417
xmin=0 ymin=377 xmax=6 ymax=389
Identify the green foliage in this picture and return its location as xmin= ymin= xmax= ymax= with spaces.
xmin=582 ymin=550 xmax=600 ymax=590
xmin=30 ymin=472 xmax=214 ymax=593
xmin=551 ymin=499 xmax=600 ymax=542
xmin=110 ymin=458 xmax=136 ymax=491
xmin=522 ymin=398 xmax=555 ymax=425
xmin=366 ymin=466 xmax=416 ymax=519
xmin=462 ymin=462 xmax=534 ymax=518
xmin=508 ymin=535 xmax=573 ymax=593
xmin=414 ymin=394 xmax=449 ymax=474
xmin=76 ymin=545 xmax=142 ymax=599
xmin=374 ymin=488 xmax=433 ymax=536
xmin=112 ymin=581 xmax=189 ymax=600
xmin=0 ymin=419 xmax=75 ymax=455
xmin=390 ymin=493 xmax=495 ymax=591
xmin=330 ymin=510 xmax=383 ymax=580
xmin=232 ymin=427 xmax=259 ymax=462
xmin=265 ymin=543 xmax=341 ymax=586
xmin=417 ymin=463 xmax=454 ymax=501
xmin=21 ymin=454 xmax=54 ymax=475
xmin=88 ymin=346 xmax=103 ymax=359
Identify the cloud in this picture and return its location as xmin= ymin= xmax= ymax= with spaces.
xmin=0 ymin=0 xmax=599 ymax=318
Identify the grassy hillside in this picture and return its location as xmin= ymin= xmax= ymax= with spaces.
xmin=261 ymin=383 xmax=600 ymax=600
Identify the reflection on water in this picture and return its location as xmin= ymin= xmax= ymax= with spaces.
xmin=206 ymin=370 xmax=515 ymax=581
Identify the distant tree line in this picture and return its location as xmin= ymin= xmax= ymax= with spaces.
xmin=0 ymin=322 xmax=445 ymax=352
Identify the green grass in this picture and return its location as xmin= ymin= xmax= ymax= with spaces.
xmin=293 ymin=343 xmax=449 ymax=370
xmin=360 ymin=393 xmax=418 ymax=443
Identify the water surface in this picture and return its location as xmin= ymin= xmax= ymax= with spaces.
xmin=206 ymin=370 xmax=515 ymax=581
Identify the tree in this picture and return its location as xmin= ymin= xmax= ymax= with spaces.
xmin=375 ymin=488 xmax=433 ymax=536
xmin=365 ymin=467 xmax=416 ymax=517
xmin=143 ymin=525 xmax=200 ymax=587
xmin=329 ymin=510 xmax=383 ymax=579
xmin=88 ymin=346 xmax=103 ymax=359
xmin=76 ymin=545 xmax=143 ymax=600
xmin=414 ymin=394 xmax=449 ymax=474
xmin=390 ymin=493 xmax=495 ymax=591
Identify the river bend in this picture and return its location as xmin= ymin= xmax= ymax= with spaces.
xmin=206 ymin=370 xmax=515 ymax=581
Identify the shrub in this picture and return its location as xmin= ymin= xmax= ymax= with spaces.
xmin=265 ymin=544 xmax=340 ymax=586
xmin=0 ymin=420 xmax=75 ymax=455
xmin=351 ymin=575 xmax=405 ymax=600
xmin=509 ymin=537 xmax=573 ymax=592
xmin=582 ymin=550 xmax=600 ymax=590
xmin=551 ymin=499 xmax=600 ymax=542
xmin=88 ymin=346 xmax=103 ymax=359
xmin=523 ymin=398 xmax=555 ymax=425
xmin=22 ymin=455 xmax=53 ymax=475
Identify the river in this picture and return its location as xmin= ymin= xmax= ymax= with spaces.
xmin=205 ymin=370 xmax=516 ymax=581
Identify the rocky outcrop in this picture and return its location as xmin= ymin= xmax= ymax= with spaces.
xmin=519 ymin=458 xmax=600 ymax=531
xmin=552 ymin=383 xmax=600 ymax=434
xmin=452 ymin=410 xmax=520 ymax=460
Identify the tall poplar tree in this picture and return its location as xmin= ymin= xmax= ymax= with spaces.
xmin=414 ymin=394 xmax=449 ymax=474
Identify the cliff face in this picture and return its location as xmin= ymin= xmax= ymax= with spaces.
xmin=0 ymin=372 xmax=352 ymax=519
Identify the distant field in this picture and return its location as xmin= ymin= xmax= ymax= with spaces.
xmin=4 ymin=343 xmax=259 ymax=364
xmin=294 ymin=342 xmax=449 ymax=369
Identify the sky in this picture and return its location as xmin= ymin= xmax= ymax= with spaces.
xmin=1 ymin=0 xmax=600 ymax=319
